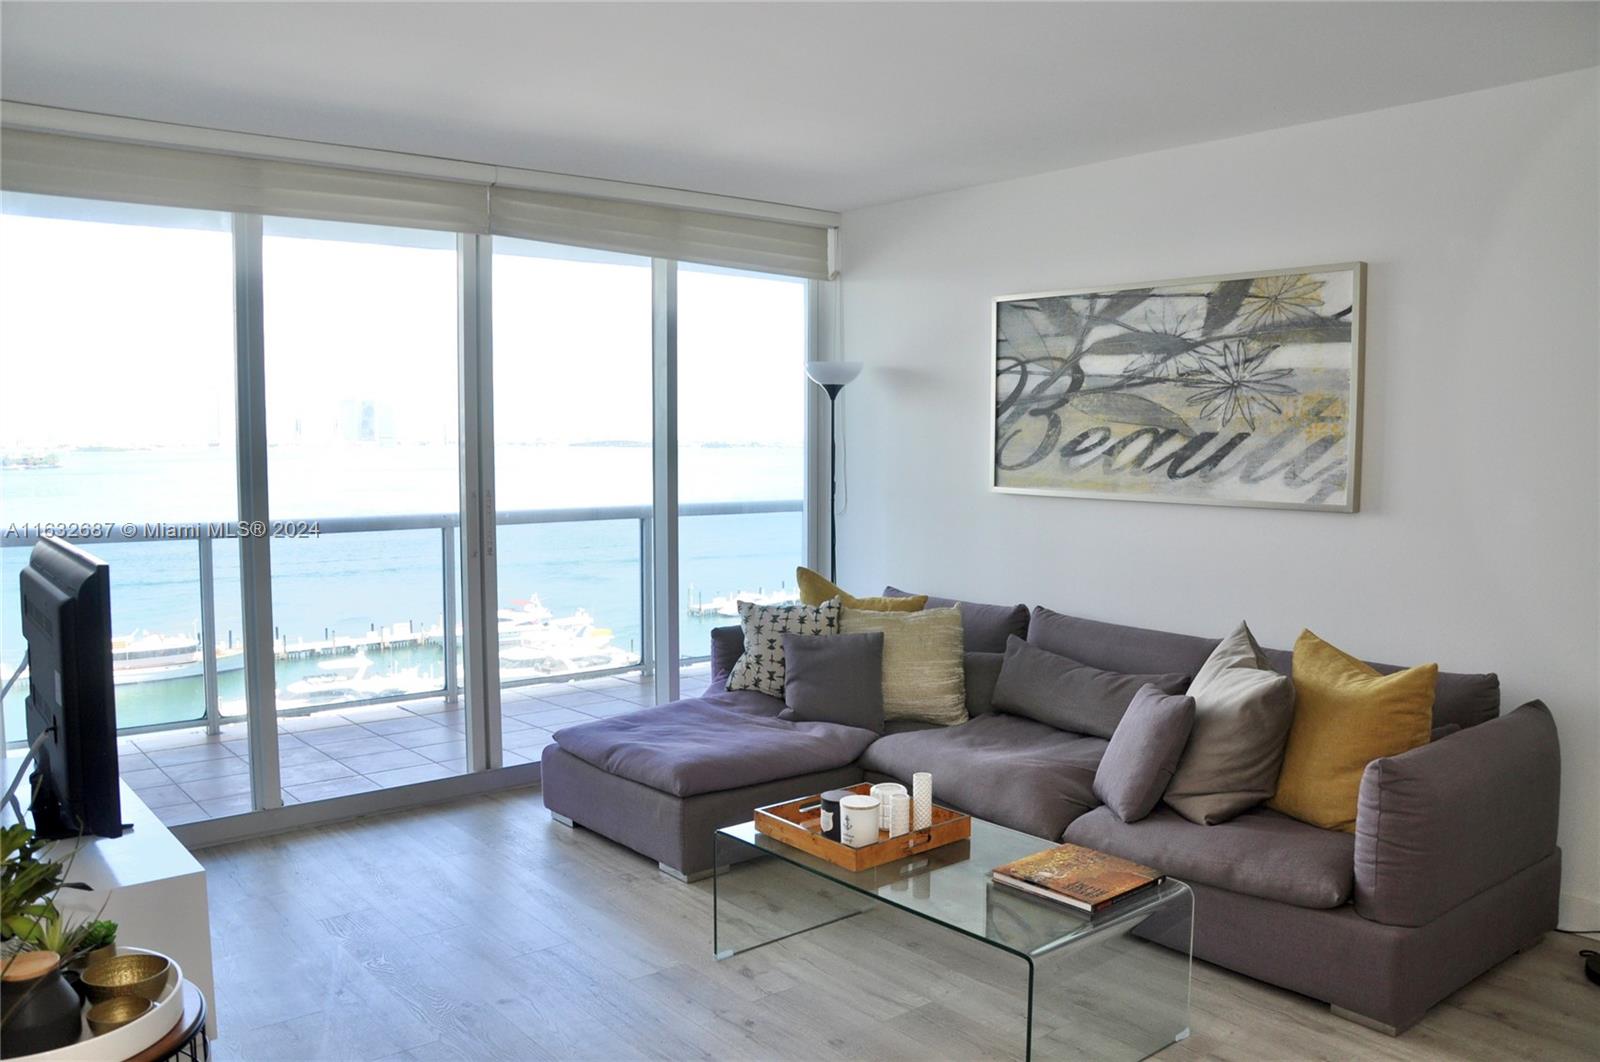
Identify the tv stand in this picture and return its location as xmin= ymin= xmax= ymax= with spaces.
xmin=3 ymin=752 xmax=217 ymax=1037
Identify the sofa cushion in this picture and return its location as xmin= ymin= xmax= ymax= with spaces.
xmin=553 ymin=699 xmax=875 ymax=797
xmin=1268 ymin=631 xmax=1436 ymax=833
xmin=840 ymin=606 xmax=966 ymax=726
xmin=1028 ymin=605 xmax=1219 ymax=676
xmin=779 ymin=631 xmax=885 ymax=732
xmin=727 ymin=597 xmax=841 ymax=697
xmin=883 ymin=586 xmax=1029 ymax=652
xmin=1064 ymin=805 xmax=1355 ymax=909
xmin=859 ymin=713 xmax=1107 ymax=840
xmin=1025 ymin=605 xmax=1499 ymax=731
xmin=991 ymin=635 xmax=1189 ymax=739
xmin=705 ymin=625 xmax=745 ymax=693
xmin=1093 ymin=685 xmax=1196 ymax=823
xmin=1259 ymin=646 xmax=1498 ymax=731
xmin=799 ymin=567 xmax=926 ymax=611
xmin=1165 ymin=621 xmax=1297 ymax=825
xmin=964 ymin=651 xmax=1005 ymax=717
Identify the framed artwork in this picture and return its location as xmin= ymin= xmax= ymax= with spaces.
xmin=992 ymin=263 xmax=1364 ymax=512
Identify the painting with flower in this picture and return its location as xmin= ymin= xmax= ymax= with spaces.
xmin=991 ymin=263 xmax=1364 ymax=511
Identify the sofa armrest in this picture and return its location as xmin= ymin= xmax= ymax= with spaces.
xmin=1354 ymin=700 xmax=1560 ymax=927
xmin=704 ymin=625 xmax=744 ymax=694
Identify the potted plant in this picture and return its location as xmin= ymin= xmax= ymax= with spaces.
xmin=2 ymin=825 xmax=107 ymax=1052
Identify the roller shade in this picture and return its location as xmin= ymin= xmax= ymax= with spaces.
xmin=0 ymin=129 xmax=489 ymax=234
xmin=0 ymin=127 xmax=837 ymax=277
xmin=491 ymin=186 xmax=833 ymax=279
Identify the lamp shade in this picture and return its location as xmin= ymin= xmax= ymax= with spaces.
xmin=805 ymin=361 xmax=863 ymax=389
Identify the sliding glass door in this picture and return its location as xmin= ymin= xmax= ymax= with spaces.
xmin=0 ymin=193 xmax=250 ymax=824
xmin=676 ymin=264 xmax=810 ymax=679
xmin=1 ymin=189 xmax=818 ymax=830
xmin=488 ymin=238 xmax=654 ymax=750
xmin=258 ymin=217 xmax=468 ymax=801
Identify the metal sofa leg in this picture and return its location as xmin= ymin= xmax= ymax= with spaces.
xmin=550 ymin=812 xmax=575 ymax=828
xmin=658 ymin=862 xmax=712 ymax=884
xmin=1330 ymin=1005 xmax=1400 ymax=1037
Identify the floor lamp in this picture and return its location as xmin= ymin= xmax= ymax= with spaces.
xmin=805 ymin=361 xmax=863 ymax=583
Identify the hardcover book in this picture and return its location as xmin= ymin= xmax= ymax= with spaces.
xmin=992 ymin=843 xmax=1163 ymax=913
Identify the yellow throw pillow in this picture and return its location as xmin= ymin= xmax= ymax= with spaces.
xmin=796 ymin=566 xmax=928 ymax=612
xmin=1268 ymin=630 xmax=1436 ymax=832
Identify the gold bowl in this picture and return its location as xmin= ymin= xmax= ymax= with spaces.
xmin=82 ymin=953 xmax=170 ymax=1003
xmin=86 ymin=995 xmax=153 ymax=1035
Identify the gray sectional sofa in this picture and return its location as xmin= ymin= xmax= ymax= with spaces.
xmin=540 ymin=592 xmax=1561 ymax=1034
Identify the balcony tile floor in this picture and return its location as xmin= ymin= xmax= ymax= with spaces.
xmin=118 ymin=663 xmax=712 ymax=826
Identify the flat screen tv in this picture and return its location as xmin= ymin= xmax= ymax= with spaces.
xmin=18 ymin=536 xmax=122 ymax=839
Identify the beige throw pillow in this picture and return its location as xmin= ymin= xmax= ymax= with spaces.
xmin=1163 ymin=621 xmax=1297 ymax=825
xmin=839 ymin=606 xmax=966 ymax=726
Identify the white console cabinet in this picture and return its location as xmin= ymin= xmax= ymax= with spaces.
xmin=4 ymin=755 xmax=217 ymax=1037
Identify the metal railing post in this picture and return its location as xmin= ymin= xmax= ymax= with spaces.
xmin=441 ymin=523 xmax=459 ymax=705
xmin=198 ymin=530 xmax=222 ymax=735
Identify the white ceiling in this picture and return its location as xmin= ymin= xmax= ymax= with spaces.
xmin=2 ymin=2 xmax=1595 ymax=212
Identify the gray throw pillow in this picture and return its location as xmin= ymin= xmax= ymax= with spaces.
xmin=991 ymin=635 xmax=1189 ymax=738
xmin=778 ymin=632 xmax=886 ymax=733
xmin=1163 ymin=621 xmax=1297 ymax=825
xmin=963 ymin=651 xmax=1005 ymax=717
xmin=1093 ymin=684 xmax=1197 ymax=822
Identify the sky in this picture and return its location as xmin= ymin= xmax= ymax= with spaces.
xmin=0 ymin=194 xmax=808 ymax=454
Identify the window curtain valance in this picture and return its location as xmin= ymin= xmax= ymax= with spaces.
xmin=0 ymin=128 xmax=490 ymax=234
xmin=0 ymin=128 xmax=836 ymax=279
xmin=489 ymin=186 xmax=831 ymax=279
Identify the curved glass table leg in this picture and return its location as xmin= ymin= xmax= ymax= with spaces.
xmin=1024 ymin=883 xmax=1193 ymax=1060
xmin=713 ymin=829 xmax=877 ymax=959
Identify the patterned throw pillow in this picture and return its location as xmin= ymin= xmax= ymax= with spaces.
xmin=726 ymin=597 xmax=842 ymax=697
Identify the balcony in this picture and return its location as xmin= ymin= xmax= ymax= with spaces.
xmin=112 ymin=661 xmax=713 ymax=826
xmin=3 ymin=501 xmax=796 ymax=823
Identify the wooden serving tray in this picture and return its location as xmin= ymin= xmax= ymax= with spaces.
xmin=753 ymin=782 xmax=972 ymax=872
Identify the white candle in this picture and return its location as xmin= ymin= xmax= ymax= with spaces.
xmin=912 ymin=772 xmax=933 ymax=831
xmin=889 ymin=792 xmax=911 ymax=837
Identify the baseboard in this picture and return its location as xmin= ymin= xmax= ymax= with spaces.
xmin=1559 ymin=890 xmax=1600 ymax=938
xmin=173 ymin=762 xmax=542 ymax=849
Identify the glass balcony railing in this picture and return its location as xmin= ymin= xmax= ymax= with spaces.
xmin=1 ymin=500 xmax=801 ymax=744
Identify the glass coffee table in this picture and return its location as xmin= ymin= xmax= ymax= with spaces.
xmin=713 ymin=818 xmax=1192 ymax=1061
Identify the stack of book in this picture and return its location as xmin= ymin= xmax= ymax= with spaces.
xmin=992 ymin=843 xmax=1164 ymax=914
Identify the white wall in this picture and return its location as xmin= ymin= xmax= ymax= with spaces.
xmin=837 ymin=69 xmax=1600 ymax=924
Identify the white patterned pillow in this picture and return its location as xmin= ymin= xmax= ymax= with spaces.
xmin=726 ymin=597 xmax=842 ymax=697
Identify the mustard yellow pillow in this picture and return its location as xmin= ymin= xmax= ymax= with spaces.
xmin=1268 ymin=630 xmax=1436 ymax=832
xmin=796 ymin=567 xmax=927 ymax=612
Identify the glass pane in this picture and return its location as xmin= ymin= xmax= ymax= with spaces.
xmin=677 ymin=264 xmax=808 ymax=672
xmin=0 ymin=193 xmax=248 ymax=825
xmin=490 ymin=238 xmax=651 ymax=745
xmin=261 ymin=216 xmax=466 ymax=800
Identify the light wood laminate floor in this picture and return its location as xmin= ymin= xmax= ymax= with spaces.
xmin=200 ymin=789 xmax=1599 ymax=1061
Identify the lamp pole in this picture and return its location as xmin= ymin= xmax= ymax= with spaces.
xmin=823 ymin=382 xmax=843 ymax=582
xmin=805 ymin=362 xmax=862 ymax=584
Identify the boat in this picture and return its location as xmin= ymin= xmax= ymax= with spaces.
xmin=498 ymin=608 xmax=636 ymax=678
xmin=279 ymin=654 xmax=430 ymax=707
xmin=110 ymin=633 xmax=245 ymax=684
xmin=686 ymin=586 xmax=797 ymax=617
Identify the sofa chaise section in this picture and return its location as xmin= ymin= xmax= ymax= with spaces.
xmin=543 ymin=691 xmax=874 ymax=880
